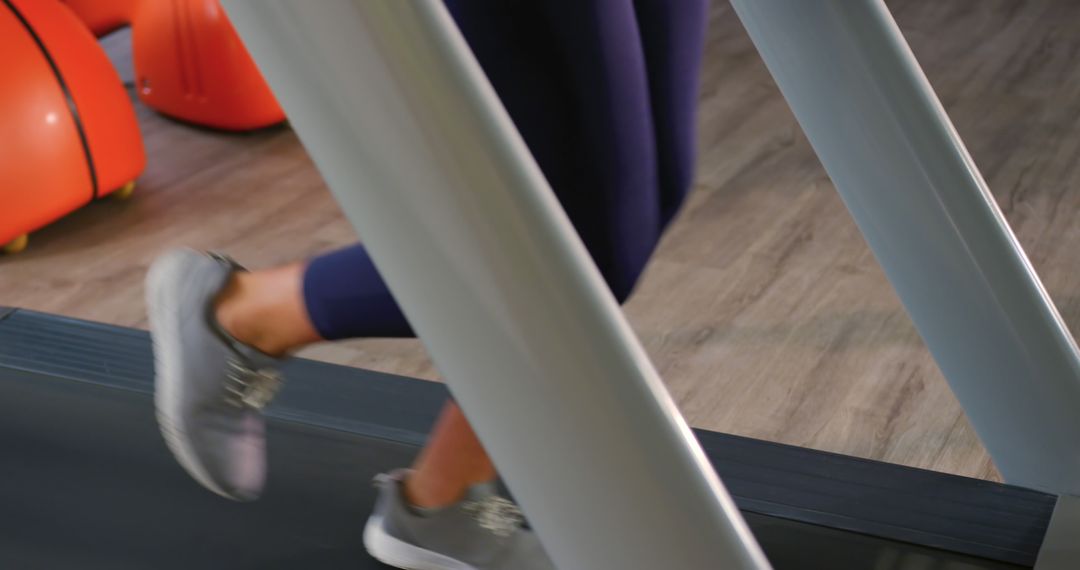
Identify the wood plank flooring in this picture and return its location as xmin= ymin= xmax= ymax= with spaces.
xmin=4 ymin=0 xmax=1080 ymax=482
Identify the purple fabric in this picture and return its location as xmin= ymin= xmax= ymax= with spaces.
xmin=303 ymin=0 xmax=708 ymax=340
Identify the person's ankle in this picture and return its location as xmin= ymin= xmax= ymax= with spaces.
xmin=214 ymin=264 xmax=322 ymax=357
xmin=214 ymin=273 xmax=289 ymax=357
xmin=402 ymin=472 xmax=466 ymax=511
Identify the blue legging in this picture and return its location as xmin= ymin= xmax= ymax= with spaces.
xmin=303 ymin=0 xmax=708 ymax=340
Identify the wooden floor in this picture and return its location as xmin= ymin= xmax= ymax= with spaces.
xmin=4 ymin=0 xmax=1080 ymax=482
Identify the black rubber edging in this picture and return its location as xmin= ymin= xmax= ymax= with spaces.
xmin=0 ymin=308 xmax=1055 ymax=566
xmin=2 ymin=0 xmax=99 ymax=200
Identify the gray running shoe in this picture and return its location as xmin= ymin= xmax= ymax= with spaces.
xmin=364 ymin=470 xmax=556 ymax=570
xmin=146 ymin=248 xmax=284 ymax=501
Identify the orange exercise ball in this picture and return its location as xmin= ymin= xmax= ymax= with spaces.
xmin=64 ymin=0 xmax=285 ymax=131
xmin=1 ymin=0 xmax=145 ymax=249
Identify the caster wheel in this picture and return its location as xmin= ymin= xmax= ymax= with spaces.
xmin=2 ymin=234 xmax=28 ymax=255
xmin=112 ymin=181 xmax=136 ymax=200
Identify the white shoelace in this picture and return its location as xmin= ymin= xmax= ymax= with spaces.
xmin=224 ymin=358 xmax=283 ymax=409
xmin=462 ymin=496 xmax=524 ymax=538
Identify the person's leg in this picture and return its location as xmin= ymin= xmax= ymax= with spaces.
xmin=447 ymin=0 xmax=705 ymax=302
xmin=402 ymin=402 xmax=496 ymax=508
xmin=448 ymin=0 xmax=662 ymax=302
xmin=213 ymin=244 xmax=413 ymax=359
xmin=632 ymin=0 xmax=709 ymax=226
xmin=212 ymin=244 xmax=494 ymax=508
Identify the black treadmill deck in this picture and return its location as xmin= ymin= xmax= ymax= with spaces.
xmin=0 ymin=309 xmax=1053 ymax=569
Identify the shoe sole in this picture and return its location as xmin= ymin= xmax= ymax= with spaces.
xmin=363 ymin=515 xmax=478 ymax=570
xmin=146 ymin=250 xmax=245 ymax=501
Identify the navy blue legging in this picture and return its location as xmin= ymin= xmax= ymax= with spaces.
xmin=303 ymin=0 xmax=708 ymax=340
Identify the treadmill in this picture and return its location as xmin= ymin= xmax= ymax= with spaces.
xmin=0 ymin=308 xmax=1058 ymax=569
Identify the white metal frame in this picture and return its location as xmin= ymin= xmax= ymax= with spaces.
xmin=730 ymin=0 xmax=1080 ymax=495
xmin=222 ymin=1 xmax=769 ymax=568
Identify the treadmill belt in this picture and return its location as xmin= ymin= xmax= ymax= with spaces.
xmin=0 ymin=309 xmax=1053 ymax=569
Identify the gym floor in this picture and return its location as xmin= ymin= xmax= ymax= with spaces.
xmin=2 ymin=0 xmax=1078 ymax=482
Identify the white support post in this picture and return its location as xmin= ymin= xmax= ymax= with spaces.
xmin=222 ymin=1 xmax=771 ymax=568
xmin=730 ymin=0 xmax=1080 ymax=494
